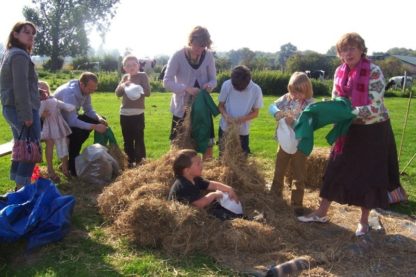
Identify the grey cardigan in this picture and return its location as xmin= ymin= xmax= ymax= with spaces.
xmin=0 ymin=47 xmax=40 ymax=122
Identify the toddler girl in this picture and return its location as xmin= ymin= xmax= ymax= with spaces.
xmin=39 ymin=81 xmax=75 ymax=181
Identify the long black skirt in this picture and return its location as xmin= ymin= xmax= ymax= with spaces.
xmin=320 ymin=119 xmax=401 ymax=209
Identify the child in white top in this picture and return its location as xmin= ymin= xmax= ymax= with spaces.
xmin=39 ymin=81 xmax=75 ymax=181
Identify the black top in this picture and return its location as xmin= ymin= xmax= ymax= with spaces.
xmin=168 ymin=176 xmax=210 ymax=204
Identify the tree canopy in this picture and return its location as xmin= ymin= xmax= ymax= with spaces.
xmin=24 ymin=0 xmax=120 ymax=70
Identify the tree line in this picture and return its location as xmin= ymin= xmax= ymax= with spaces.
xmin=1 ymin=0 xmax=414 ymax=78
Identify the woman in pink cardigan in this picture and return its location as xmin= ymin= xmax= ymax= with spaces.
xmin=163 ymin=26 xmax=217 ymax=160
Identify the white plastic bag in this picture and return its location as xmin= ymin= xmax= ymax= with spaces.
xmin=218 ymin=191 xmax=243 ymax=215
xmin=276 ymin=118 xmax=299 ymax=154
xmin=75 ymin=143 xmax=120 ymax=185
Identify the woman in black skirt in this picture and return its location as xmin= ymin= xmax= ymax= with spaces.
xmin=297 ymin=32 xmax=402 ymax=236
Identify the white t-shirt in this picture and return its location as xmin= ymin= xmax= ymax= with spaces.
xmin=218 ymin=80 xmax=263 ymax=135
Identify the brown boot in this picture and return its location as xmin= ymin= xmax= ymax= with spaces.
xmin=291 ymin=189 xmax=304 ymax=207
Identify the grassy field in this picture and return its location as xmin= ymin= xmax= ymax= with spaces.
xmin=0 ymin=92 xmax=415 ymax=276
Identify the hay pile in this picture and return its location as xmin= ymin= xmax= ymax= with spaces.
xmin=97 ymin=123 xmax=416 ymax=276
xmin=285 ymin=147 xmax=331 ymax=190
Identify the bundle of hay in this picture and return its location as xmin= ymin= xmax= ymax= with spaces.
xmin=107 ymin=144 xmax=127 ymax=171
xmin=170 ymin=108 xmax=195 ymax=150
xmin=285 ymin=147 xmax=330 ymax=190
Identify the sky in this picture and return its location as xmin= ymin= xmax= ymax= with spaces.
xmin=1 ymin=0 xmax=416 ymax=58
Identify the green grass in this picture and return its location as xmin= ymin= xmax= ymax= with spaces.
xmin=0 ymin=92 xmax=415 ymax=276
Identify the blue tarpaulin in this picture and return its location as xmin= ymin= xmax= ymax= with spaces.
xmin=0 ymin=178 xmax=75 ymax=249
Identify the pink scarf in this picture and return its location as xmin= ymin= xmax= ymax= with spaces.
xmin=335 ymin=57 xmax=371 ymax=107
xmin=332 ymin=57 xmax=371 ymax=158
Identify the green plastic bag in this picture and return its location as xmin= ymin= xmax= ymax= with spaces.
xmin=94 ymin=127 xmax=118 ymax=146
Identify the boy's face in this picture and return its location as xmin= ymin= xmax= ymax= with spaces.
xmin=123 ymin=59 xmax=140 ymax=75
xmin=187 ymin=156 xmax=203 ymax=178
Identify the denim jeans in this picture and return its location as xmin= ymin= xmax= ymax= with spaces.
xmin=3 ymin=106 xmax=41 ymax=186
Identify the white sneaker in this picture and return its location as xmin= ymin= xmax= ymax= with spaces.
xmin=297 ymin=214 xmax=329 ymax=223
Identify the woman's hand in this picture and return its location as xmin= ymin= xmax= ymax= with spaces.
xmin=24 ymin=120 xmax=33 ymax=127
xmin=203 ymin=83 xmax=213 ymax=92
xmin=185 ymin=87 xmax=199 ymax=96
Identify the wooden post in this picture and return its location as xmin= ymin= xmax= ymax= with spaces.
xmin=398 ymin=71 xmax=412 ymax=162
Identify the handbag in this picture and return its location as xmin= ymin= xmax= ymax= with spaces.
xmin=12 ymin=126 xmax=42 ymax=163
xmin=387 ymin=186 xmax=408 ymax=204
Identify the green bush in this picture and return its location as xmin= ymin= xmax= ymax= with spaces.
xmin=96 ymin=71 xmax=120 ymax=92
xmin=216 ymin=70 xmax=331 ymax=96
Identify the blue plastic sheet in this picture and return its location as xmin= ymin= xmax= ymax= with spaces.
xmin=0 ymin=178 xmax=75 ymax=249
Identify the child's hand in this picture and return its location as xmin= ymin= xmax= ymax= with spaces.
xmin=227 ymin=189 xmax=239 ymax=203
xmin=123 ymin=80 xmax=131 ymax=87
xmin=285 ymin=116 xmax=295 ymax=126
xmin=41 ymin=110 xmax=50 ymax=119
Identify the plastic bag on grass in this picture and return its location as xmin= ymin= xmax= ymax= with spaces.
xmin=75 ymin=143 xmax=120 ymax=185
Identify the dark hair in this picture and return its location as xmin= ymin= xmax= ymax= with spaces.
xmin=188 ymin=26 xmax=212 ymax=49
xmin=7 ymin=21 xmax=37 ymax=53
xmin=231 ymin=65 xmax=251 ymax=91
xmin=79 ymin=72 xmax=98 ymax=86
xmin=173 ymin=149 xmax=198 ymax=177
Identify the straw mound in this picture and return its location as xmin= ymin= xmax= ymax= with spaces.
xmin=107 ymin=144 xmax=127 ymax=171
xmin=97 ymin=123 xmax=416 ymax=276
xmin=285 ymin=147 xmax=331 ymax=190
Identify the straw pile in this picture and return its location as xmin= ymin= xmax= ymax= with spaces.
xmin=285 ymin=146 xmax=331 ymax=190
xmin=97 ymin=121 xmax=416 ymax=276
xmin=107 ymin=144 xmax=127 ymax=171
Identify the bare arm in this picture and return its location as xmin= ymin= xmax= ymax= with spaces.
xmin=207 ymin=181 xmax=239 ymax=202
xmin=191 ymin=191 xmax=223 ymax=208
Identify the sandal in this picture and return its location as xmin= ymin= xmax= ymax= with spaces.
xmin=355 ymin=223 xmax=370 ymax=237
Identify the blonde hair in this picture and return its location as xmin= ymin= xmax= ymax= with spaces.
xmin=287 ymin=72 xmax=313 ymax=99
xmin=335 ymin=32 xmax=367 ymax=58
xmin=122 ymin=54 xmax=139 ymax=66
xmin=38 ymin=80 xmax=50 ymax=91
